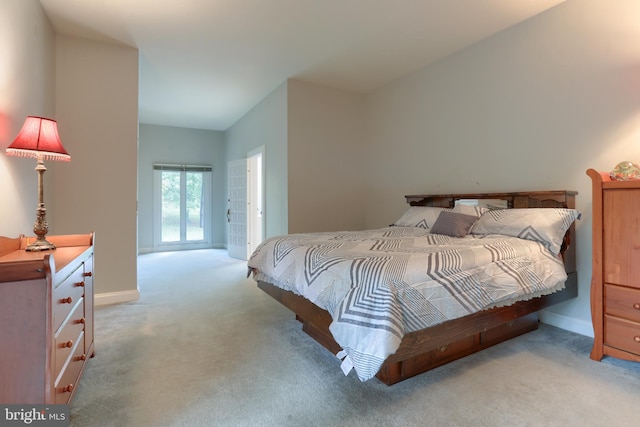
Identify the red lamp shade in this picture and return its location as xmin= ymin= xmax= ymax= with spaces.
xmin=6 ymin=116 xmax=70 ymax=162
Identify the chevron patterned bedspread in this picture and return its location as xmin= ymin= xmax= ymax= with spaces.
xmin=248 ymin=226 xmax=568 ymax=381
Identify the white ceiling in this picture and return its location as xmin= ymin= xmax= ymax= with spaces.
xmin=38 ymin=0 xmax=565 ymax=131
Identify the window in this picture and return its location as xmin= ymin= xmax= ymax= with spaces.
xmin=154 ymin=164 xmax=212 ymax=250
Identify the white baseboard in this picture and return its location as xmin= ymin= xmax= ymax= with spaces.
xmin=540 ymin=310 xmax=594 ymax=338
xmin=138 ymin=243 xmax=226 ymax=254
xmin=95 ymin=289 xmax=140 ymax=306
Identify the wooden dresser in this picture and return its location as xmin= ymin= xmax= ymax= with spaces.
xmin=0 ymin=233 xmax=95 ymax=404
xmin=587 ymin=169 xmax=640 ymax=362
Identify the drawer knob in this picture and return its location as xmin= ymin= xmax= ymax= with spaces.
xmin=83 ymin=272 xmax=92 ymax=277
xmin=77 ymin=317 xmax=86 ymax=324
xmin=75 ymin=281 xmax=85 ymax=287
xmin=633 ymin=303 xmax=640 ymax=310
xmin=61 ymin=384 xmax=74 ymax=393
xmin=64 ymin=340 xmax=73 ymax=348
xmin=61 ymin=297 xmax=73 ymax=304
xmin=79 ymin=354 xmax=87 ymax=361
xmin=635 ymin=336 xmax=640 ymax=343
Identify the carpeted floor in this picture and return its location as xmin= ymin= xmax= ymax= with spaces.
xmin=70 ymin=249 xmax=640 ymax=427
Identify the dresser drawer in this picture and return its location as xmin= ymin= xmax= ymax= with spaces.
xmin=0 ymin=234 xmax=94 ymax=405
xmin=53 ymin=264 xmax=86 ymax=331
xmin=54 ymin=298 xmax=85 ymax=379
xmin=604 ymin=315 xmax=640 ymax=356
xmin=55 ymin=330 xmax=85 ymax=405
xmin=605 ymin=284 xmax=640 ymax=322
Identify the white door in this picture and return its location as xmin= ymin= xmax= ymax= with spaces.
xmin=247 ymin=147 xmax=264 ymax=255
xmin=227 ymin=159 xmax=248 ymax=260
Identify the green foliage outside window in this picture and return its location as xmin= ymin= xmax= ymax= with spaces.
xmin=161 ymin=170 xmax=204 ymax=241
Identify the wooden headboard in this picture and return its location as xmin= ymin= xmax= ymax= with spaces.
xmin=403 ymin=190 xmax=578 ymax=281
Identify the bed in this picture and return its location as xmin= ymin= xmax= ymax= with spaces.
xmin=248 ymin=190 xmax=579 ymax=385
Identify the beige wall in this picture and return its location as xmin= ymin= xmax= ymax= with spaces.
xmin=0 ymin=0 xmax=56 ymax=237
xmin=287 ymin=80 xmax=366 ymax=233
xmin=364 ymin=0 xmax=640 ymax=336
xmin=54 ymin=35 xmax=139 ymax=302
xmin=1 ymin=1 xmax=138 ymax=303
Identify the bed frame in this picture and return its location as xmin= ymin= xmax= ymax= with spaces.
xmin=257 ymin=190 xmax=578 ymax=385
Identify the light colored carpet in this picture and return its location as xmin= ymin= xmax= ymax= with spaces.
xmin=70 ymin=249 xmax=640 ymax=427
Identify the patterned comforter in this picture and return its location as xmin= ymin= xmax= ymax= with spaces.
xmin=248 ymin=226 xmax=568 ymax=381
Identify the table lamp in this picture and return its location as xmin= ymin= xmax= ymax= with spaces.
xmin=5 ymin=116 xmax=71 ymax=251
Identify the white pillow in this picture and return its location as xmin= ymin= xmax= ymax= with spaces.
xmin=453 ymin=203 xmax=489 ymax=218
xmin=470 ymin=208 xmax=581 ymax=255
xmin=393 ymin=207 xmax=450 ymax=230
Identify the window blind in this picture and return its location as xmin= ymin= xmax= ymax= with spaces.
xmin=153 ymin=164 xmax=212 ymax=172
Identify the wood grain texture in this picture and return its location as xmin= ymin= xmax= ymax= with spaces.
xmin=588 ymin=169 xmax=640 ymax=363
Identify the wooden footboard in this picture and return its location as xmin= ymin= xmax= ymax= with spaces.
xmin=256 ymin=190 xmax=578 ymax=385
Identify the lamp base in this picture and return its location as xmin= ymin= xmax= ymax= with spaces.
xmin=25 ymin=238 xmax=56 ymax=252
xmin=28 ymin=199 xmax=55 ymax=251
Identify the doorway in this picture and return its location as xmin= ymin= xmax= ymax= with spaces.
xmin=247 ymin=147 xmax=264 ymax=255
xmin=227 ymin=147 xmax=264 ymax=260
xmin=153 ymin=164 xmax=212 ymax=250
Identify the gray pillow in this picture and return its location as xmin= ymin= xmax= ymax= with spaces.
xmin=430 ymin=211 xmax=478 ymax=237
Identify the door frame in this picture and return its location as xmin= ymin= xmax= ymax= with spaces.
xmin=247 ymin=146 xmax=265 ymax=255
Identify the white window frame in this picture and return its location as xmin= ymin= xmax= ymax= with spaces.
xmin=153 ymin=164 xmax=212 ymax=251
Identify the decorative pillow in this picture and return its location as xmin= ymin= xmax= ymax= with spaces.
xmin=470 ymin=208 xmax=581 ymax=254
xmin=430 ymin=211 xmax=478 ymax=237
xmin=393 ymin=207 xmax=450 ymax=229
xmin=453 ymin=203 xmax=490 ymax=218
